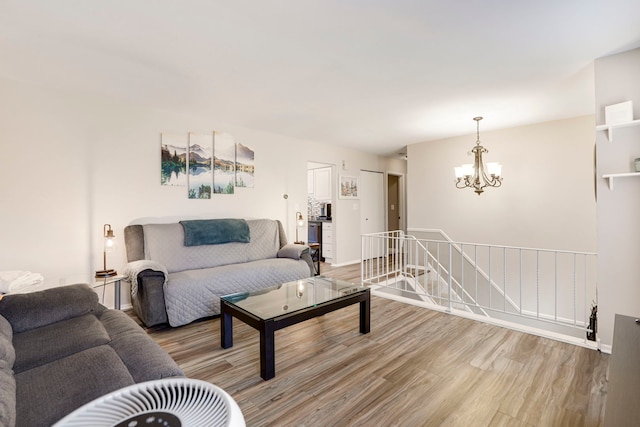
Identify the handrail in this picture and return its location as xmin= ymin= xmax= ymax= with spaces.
xmin=366 ymin=232 xmax=486 ymax=314
xmin=361 ymin=230 xmax=598 ymax=345
xmin=407 ymin=228 xmax=596 ymax=256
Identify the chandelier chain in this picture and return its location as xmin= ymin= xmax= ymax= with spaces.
xmin=474 ymin=116 xmax=482 ymax=145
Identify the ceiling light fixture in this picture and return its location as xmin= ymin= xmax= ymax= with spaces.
xmin=454 ymin=116 xmax=503 ymax=195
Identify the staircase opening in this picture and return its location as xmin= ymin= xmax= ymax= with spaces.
xmin=361 ymin=229 xmax=598 ymax=348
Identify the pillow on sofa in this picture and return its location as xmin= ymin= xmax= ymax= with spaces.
xmin=0 ymin=284 xmax=100 ymax=334
xmin=180 ymin=219 xmax=250 ymax=246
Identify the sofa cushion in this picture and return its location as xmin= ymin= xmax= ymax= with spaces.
xmin=0 ymin=284 xmax=101 ymax=333
xmin=143 ymin=219 xmax=282 ymax=273
xmin=0 ymin=315 xmax=11 ymax=341
xmin=97 ymin=308 xmax=146 ymax=340
xmin=12 ymin=313 xmax=110 ymax=373
xmin=0 ymin=336 xmax=15 ymax=370
xmin=0 ymin=315 xmax=14 ymax=367
xmin=15 ymin=345 xmax=135 ymax=427
xmin=96 ymin=309 xmax=184 ymax=382
xmin=164 ymin=257 xmax=312 ymax=326
xmin=109 ymin=333 xmax=184 ymax=383
xmin=0 ymin=363 xmax=15 ymax=427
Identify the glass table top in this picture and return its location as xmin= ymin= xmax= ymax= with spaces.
xmin=221 ymin=276 xmax=366 ymax=320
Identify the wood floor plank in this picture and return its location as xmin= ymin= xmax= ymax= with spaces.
xmin=132 ymin=262 xmax=609 ymax=426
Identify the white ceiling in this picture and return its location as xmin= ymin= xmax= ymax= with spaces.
xmin=2 ymin=1 xmax=640 ymax=156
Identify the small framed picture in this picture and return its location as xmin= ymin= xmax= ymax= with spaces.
xmin=339 ymin=175 xmax=359 ymax=199
xmin=605 ymin=101 xmax=633 ymax=125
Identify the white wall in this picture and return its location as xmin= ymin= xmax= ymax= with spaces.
xmin=406 ymin=116 xmax=597 ymax=252
xmin=0 ymin=77 xmax=390 ymax=306
xmin=594 ymin=47 xmax=640 ymax=349
xmin=405 ymin=116 xmax=598 ymax=342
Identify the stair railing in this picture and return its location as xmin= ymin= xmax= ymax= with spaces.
xmin=361 ymin=230 xmax=597 ymax=345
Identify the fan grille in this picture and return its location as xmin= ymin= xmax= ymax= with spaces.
xmin=54 ymin=378 xmax=242 ymax=427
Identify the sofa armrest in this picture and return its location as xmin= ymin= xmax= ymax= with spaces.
xmin=277 ymin=243 xmax=309 ymax=260
xmin=0 ymin=284 xmax=100 ymax=333
xmin=131 ymin=269 xmax=168 ymax=327
xmin=278 ymin=244 xmax=314 ymax=277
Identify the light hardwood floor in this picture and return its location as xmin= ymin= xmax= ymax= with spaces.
xmin=134 ymin=263 xmax=609 ymax=426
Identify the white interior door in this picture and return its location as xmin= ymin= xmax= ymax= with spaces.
xmin=360 ymin=170 xmax=385 ymax=260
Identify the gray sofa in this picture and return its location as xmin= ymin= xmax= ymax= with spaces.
xmin=0 ymin=283 xmax=183 ymax=427
xmin=124 ymin=218 xmax=313 ymax=327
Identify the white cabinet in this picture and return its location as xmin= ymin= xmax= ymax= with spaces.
xmin=309 ymin=167 xmax=332 ymax=200
xmin=322 ymin=222 xmax=333 ymax=262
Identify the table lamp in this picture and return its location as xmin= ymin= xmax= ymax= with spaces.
xmin=295 ymin=211 xmax=304 ymax=244
xmin=96 ymin=223 xmax=118 ymax=278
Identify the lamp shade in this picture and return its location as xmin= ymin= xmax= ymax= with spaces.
xmin=486 ymin=162 xmax=502 ymax=176
xmin=104 ymin=228 xmax=116 ymax=253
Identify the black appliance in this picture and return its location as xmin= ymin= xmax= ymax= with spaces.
xmin=319 ymin=203 xmax=332 ymax=220
xmin=308 ymin=221 xmax=321 ymax=244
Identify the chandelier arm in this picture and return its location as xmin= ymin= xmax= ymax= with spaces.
xmin=455 ymin=179 xmax=468 ymax=189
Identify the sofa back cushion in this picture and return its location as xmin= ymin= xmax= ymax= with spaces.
xmin=12 ymin=313 xmax=111 ymax=374
xmin=143 ymin=219 xmax=282 ymax=273
xmin=0 ymin=284 xmax=101 ymax=334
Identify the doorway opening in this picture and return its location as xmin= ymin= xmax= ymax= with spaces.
xmin=387 ymin=172 xmax=405 ymax=233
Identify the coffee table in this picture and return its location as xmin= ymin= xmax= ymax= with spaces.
xmin=220 ymin=276 xmax=370 ymax=380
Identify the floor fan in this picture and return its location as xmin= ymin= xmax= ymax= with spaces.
xmin=53 ymin=378 xmax=245 ymax=427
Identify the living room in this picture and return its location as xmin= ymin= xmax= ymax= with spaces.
xmin=2 ymin=1 xmax=640 ymax=425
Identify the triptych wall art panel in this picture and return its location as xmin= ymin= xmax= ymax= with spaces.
xmin=160 ymin=134 xmax=188 ymax=186
xmin=188 ymin=133 xmax=213 ymax=199
xmin=235 ymin=143 xmax=255 ymax=188
xmin=161 ymin=132 xmax=255 ymax=198
xmin=213 ymin=132 xmax=236 ymax=194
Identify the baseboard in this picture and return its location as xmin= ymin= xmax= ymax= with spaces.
xmin=327 ymin=259 xmax=360 ymax=268
xmin=599 ymin=341 xmax=612 ymax=354
xmin=370 ymin=285 xmax=599 ymax=351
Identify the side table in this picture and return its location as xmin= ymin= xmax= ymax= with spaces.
xmin=309 ymin=243 xmax=321 ymax=276
xmin=93 ymin=275 xmax=125 ymax=310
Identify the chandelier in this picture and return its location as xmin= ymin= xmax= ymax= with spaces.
xmin=454 ymin=116 xmax=503 ymax=195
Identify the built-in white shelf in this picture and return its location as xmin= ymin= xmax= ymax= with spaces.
xmin=596 ymin=119 xmax=640 ymax=142
xmin=602 ymin=172 xmax=640 ymax=190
